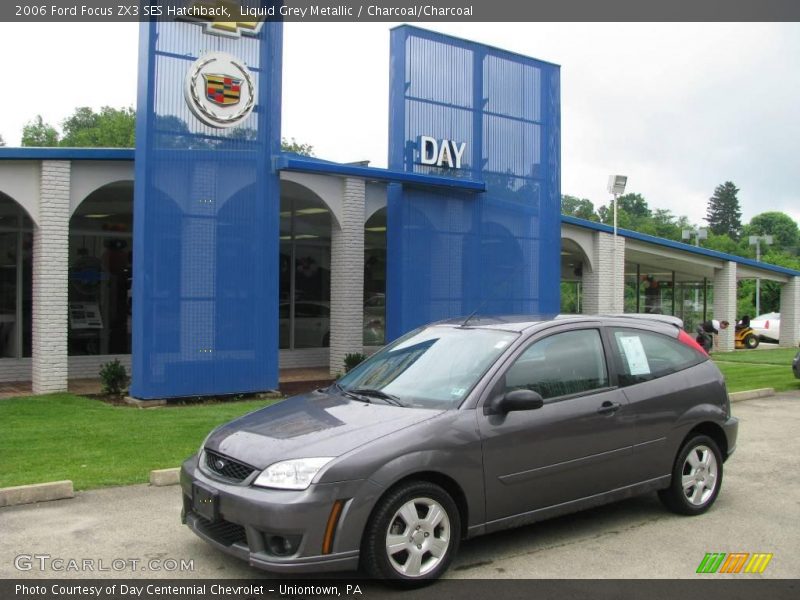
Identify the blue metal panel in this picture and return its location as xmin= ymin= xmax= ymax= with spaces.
xmin=387 ymin=26 xmax=561 ymax=340
xmin=132 ymin=15 xmax=282 ymax=399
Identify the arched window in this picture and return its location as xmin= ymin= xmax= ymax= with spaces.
xmin=68 ymin=181 xmax=133 ymax=355
xmin=0 ymin=193 xmax=33 ymax=358
xmin=364 ymin=208 xmax=386 ymax=346
xmin=279 ymin=187 xmax=332 ymax=349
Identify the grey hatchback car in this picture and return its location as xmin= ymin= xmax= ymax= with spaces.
xmin=181 ymin=314 xmax=738 ymax=583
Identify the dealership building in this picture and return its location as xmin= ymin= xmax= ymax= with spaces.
xmin=0 ymin=22 xmax=798 ymax=398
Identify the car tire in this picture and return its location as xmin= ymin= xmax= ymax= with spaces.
xmin=744 ymin=334 xmax=759 ymax=349
xmin=361 ymin=480 xmax=460 ymax=585
xmin=658 ymin=434 xmax=723 ymax=516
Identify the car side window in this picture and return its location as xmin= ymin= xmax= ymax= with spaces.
xmin=504 ymin=329 xmax=609 ymax=400
xmin=611 ymin=328 xmax=702 ymax=386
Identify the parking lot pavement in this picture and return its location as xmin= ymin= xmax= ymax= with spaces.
xmin=1 ymin=392 xmax=798 ymax=580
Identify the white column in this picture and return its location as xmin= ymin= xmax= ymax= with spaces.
xmin=582 ymin=231 xmax=625 ymax=314
xmin=32 ymin=161 xmax=70 ymax=394
xmin=778 ymin=277 xmax=800 ymax=349
xmin=712 ymin=261 xmax=737 ymax=352
xmin=329 ymin=178 xmax=365 ymax=376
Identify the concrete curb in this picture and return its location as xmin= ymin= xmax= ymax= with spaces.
xmin=0 ymin=480 xmax=74 ymax=508
xmin=730 ymin=388 xmax=775 ymax=403
xmin=149 ymin=468 xmax=180 ymax=487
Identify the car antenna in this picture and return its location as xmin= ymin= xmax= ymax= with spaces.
xmin=460 ymin=300 xmax=487 ymax=327
xmin=460 ymin=272 xmax=517 ymax=327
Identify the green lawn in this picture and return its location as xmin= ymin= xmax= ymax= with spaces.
xmin=711 ymin=347 xmax=799 ymax=366
xmin=0 ymin=394 xmax=277 ymax=491
xmin=712 ymin=347 xmax=800 ymax=393
xmin=2 ymin=350 xmax=798 ymax=493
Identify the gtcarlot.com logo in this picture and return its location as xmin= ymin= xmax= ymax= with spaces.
xmin=696 ymin=552 xmax=773 ymax=574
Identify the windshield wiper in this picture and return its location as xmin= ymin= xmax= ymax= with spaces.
xmin=350 ymin=388 xmax=405 ymax=407
xmin=331 ymin=382 xmax=372 ymax=404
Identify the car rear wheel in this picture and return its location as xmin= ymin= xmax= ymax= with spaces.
xmin=659 ymin=435 xmax=723 ymax=515
xmin=361 ymin=481 xmax=460 ymax=585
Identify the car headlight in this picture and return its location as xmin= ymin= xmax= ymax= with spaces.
xmin=253 ymin=457 xmax=335 ymax=490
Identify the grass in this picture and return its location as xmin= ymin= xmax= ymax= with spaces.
xmin=712 ymin=347 xmax=800 ymax=393
xmin=0 ymin=394 xmax=277 ymax=491
xmin=711 ymin=347 xmax=799 ymax=366
xmin=1 ymin=349 xmax=798 ymax=492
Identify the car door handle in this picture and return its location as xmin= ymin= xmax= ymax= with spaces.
xmin=597 ymin=401 xmax=621 ymax=415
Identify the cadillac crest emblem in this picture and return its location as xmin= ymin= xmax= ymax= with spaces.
xmin=184 ymin=51 xmax=255 ymax=128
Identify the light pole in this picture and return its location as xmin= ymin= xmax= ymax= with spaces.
xmin=749 ymin=235 xmax=773 ymax=316
xmin=607 ymin=175 xmax=627 ymax=313
xmin=682 ymin=227 xmax=708 ymax=247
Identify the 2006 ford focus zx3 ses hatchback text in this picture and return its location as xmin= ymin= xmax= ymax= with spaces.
xmin=181 ymin=314 xmax=738 ymax=583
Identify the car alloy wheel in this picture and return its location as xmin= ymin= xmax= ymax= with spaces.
xmin=361 ymin=480 xmax=460 ymax=584
xmin=659 ymin=435 xmax=723 ymax=515
xmin=681 ymin=444 xmax=719 ymax=506
xmin=385 ymin=497 xmax=451 ymax=577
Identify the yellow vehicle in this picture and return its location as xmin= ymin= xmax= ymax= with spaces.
xmin=734 ymin=316 xmax=759 ymax=350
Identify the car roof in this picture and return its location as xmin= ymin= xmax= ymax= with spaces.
xmin=434 ymin=313 xmax=683 ymax=334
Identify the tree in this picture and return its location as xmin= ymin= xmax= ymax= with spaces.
xmin=60 ymin=106 xmax=135 ymax=147
xmin=560 ymin=195 xmax=597 ymax=220
xmin=705 ymin=181 xmax=743 ymax=239
xmin=617 ymin=193 xmax=651 ymax=219
xmin=281 ymin=137 xmax=314 ymax=156
xmin=747 ymin=211 xmax=799 ymax=254
xmin=21 ymin=115 xmax=60 ymax=146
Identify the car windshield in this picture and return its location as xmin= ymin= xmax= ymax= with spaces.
xmin=337 ymin=325 xmax=518 ymax=409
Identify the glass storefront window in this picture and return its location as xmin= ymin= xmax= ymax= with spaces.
xmin=279 ymin=194 xmax=332 ymax=350
xmin=0 ymin=195 xmax=33 ymax=359
xmin=364 ymin=209 xmax=386 ymax=345
xmin=68 ymin=182 xmax=133 ymax=355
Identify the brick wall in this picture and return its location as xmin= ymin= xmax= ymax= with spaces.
xmin=713 ymin=261 xmax=737 ymax=352
xmin=779 ymin=277 xmax=800 ymax=348
xmin=32 ymin=161 xmax=70 ymax=394
xmin=329 ymin=177 xmax=365 ymax=375
xmin=582 ymin=231 xmax=625 ymax=314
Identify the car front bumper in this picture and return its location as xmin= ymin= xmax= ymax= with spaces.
xmin=180 ymin=455 xmax=379 ymax=574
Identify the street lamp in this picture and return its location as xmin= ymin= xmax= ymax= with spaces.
xmin=749 ymin=234 xmax=773 ymax=316
xmin=682 ymin=227 xmax=708 ymax=247
xmin=607 ymin=175 xmax=627 ymax=313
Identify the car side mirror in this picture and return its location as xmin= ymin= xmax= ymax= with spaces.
xmin=485 ymin=389 xmax=544 ymax=415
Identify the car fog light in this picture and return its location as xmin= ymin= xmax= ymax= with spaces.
xmin=266 ymin=534 xmax=301 ymax=557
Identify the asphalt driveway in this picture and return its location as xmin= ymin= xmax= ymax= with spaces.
xmin=1 ymin=392 xmax=798 ymax=580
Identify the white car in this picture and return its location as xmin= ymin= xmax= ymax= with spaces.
xmin=750 ymin=312 xmax=780 ymax=342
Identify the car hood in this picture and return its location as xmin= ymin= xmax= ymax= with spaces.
xmin=205 ymin=390 xmax=443 ymax=470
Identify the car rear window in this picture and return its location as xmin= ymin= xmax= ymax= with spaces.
xmin=611 ymin=328 xmax=704 ymax=386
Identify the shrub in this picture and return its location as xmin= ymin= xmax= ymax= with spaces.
xmin=344 ymin=353 xmax=367 ymax=373
xmin=99 ymin=359 xmax=130 ymax=396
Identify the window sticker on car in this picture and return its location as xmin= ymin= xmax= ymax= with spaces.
xmin=619 ymin=335 xmax=651 ymax=375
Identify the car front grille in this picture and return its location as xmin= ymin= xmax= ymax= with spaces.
xmin=204 ymin=449 xmax=256 ymax=482
xmin=194 ymin=514 xmax=247 ymax=547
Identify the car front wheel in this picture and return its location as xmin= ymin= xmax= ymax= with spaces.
xmin=361 ymin=481 xmax=460 ymax=585
xmin=659 ymin=435 xmax=723 ymax=515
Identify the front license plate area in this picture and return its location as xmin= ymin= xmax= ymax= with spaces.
xmin=192 ymin=482 xmax=219 ymax=522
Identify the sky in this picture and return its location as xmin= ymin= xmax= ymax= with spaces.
xmin=1 ymin=21 xmax=799 ymax=226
